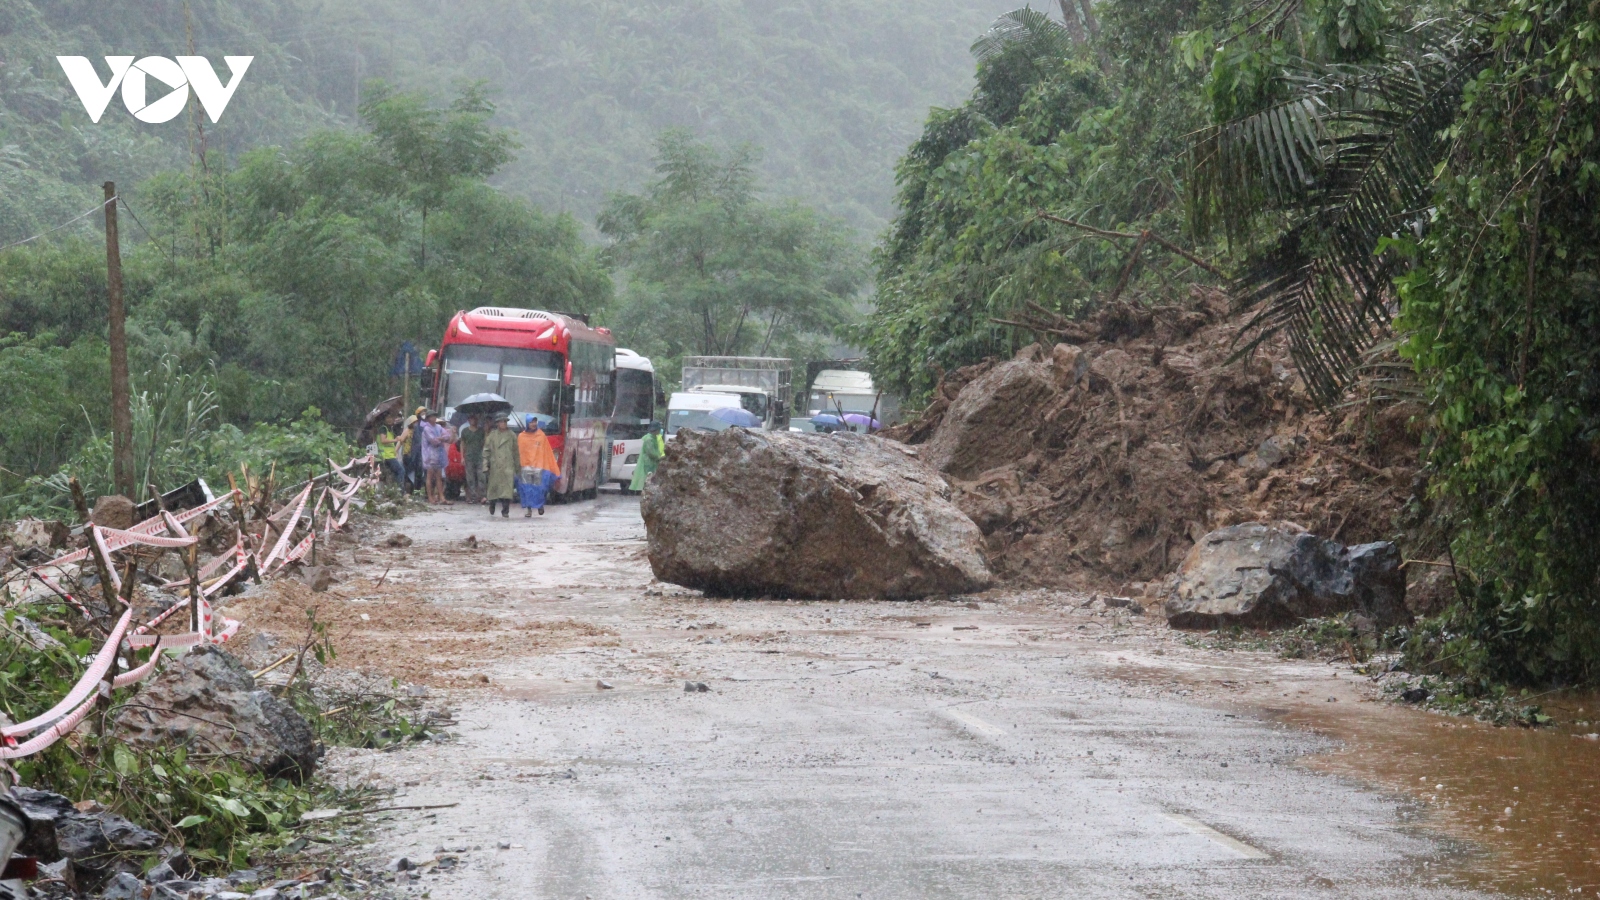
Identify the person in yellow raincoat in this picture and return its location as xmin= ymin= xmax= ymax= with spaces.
xmin=517 ymin=414 xmax=562 ymax=516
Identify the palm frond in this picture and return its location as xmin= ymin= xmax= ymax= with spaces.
xmin=972 ymin=7 xmax=1076 ymax=64
xmin=1187 ymin=23 xmax=1484 ymax=403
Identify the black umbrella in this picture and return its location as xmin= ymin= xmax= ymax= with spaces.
xmin=455 ymin=392 xmax=512 ymax=415
xmin=358 ymin=395 xmax=405 ymax=446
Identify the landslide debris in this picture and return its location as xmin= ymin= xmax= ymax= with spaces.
xmin=1164 ymin=522 xmax=1407 ymax=629
xmin=114 ymin=645 xmax=321 ymax=780
xmin=642 ymin=429 xmax=992 ymax=598
xmin=889 ymin=289 xmax=1424 ymax=601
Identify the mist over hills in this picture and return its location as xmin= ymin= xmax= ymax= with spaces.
xmin=1 ymin=0 xmax=1016 ymax=243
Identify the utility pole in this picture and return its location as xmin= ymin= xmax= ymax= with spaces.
xmin=104 ymin=182 xmax=134 ymax=498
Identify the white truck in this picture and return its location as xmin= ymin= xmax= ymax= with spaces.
xmin=676 ymin=356 xmax=793 ymax=431
xmin=802 ymin=364 xmax=899 ymax=428
xmin=608 ymin=349 xmax=657 ymax=490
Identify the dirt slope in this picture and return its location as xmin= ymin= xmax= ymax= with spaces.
xmin=888 ymin=288 xmax=1426 ymax=599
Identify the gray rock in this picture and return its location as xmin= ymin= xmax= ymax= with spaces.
xmin=225 ymin=869 xmax=262 ymax=887
xmin=97 ymin=871 xmax=145 ymax=900
xmin=643 ymin=430 xmax=992 ymax=599
xmin=386 ymin=857 xmax=414 ymax=872
xmin=6 ymin=518 xmax=70 ymax=551
xmin=146 ymin=850 xmax=193 ymax=883
xmin=113 ymin=645 xmax=320 ymax=780
xmin=299 ymin=566 xmax=335 ymax=593
xmin=250 ymin=890 xmax=283 ymax=900
xmin=1164 ymin=522 xmax=1408 ymax=629
xmin=683 ymin=681 xmax=710 ymax=693
xmin=920 ymin=360 xmax=1061 ymax=479
xmin=13 ymin=788 xmax=161 ymax=887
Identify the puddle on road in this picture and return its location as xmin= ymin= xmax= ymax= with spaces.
xmin=1280 ymin=693 xmax=1600 ymax=896
xmin=1094 ymin=651 xmax=1599 ymax=895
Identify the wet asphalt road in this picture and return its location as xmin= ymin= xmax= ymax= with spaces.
xmin=324 ymin=494 xmax=1503 ymax=899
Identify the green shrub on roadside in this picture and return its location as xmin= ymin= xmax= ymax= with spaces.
xmin=0 ymin=606 xmax=360 ymax=872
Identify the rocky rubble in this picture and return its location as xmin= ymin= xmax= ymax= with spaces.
xmin=1162 ymin=522 xmax=1408 ymax=629
xmin=642 ymin=429 xmax=992 ymax=598
xmin=12 ymin=788 xmax=162 ymax=891
xmin=888 ymin=290 xmax=1427 ymax=605
xmin=113 ymin=646 xmax=320 ymax=780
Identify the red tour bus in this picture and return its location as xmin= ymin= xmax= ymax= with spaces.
xmin=425 ymin=307 xmax=616 ymax=500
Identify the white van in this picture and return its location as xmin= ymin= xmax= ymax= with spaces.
xmin=665 ymin=391 xmax=748 ymax=437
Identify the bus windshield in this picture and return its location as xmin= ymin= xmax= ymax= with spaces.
xmin=442 ymin=345 xmax=563 ymax=421
xmin=613 ymin=369 xmax=654 ymax=423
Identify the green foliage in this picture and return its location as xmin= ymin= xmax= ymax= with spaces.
xmin=0 ymin=332 xmax=110 ymax=500
xmin=864 ymin=0 xmax=1211 ymax=399
xmin=600 ymin=131 xmax=865 ymax=378
xmin=0 ymin=606 xmax=344 ymax=872
xmin=1185 ymin=9 xmax=1475 ymax=401
xmin=0 ymin=84 xmax=608 ymax=514
xmin=1394 ymin=0 xmax=1600 ymax=684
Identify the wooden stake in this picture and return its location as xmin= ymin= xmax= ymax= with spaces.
xmin=104 ymin=182 xmax=134 ymax=498
xmin=69 ymin=476 xmax=119 ymax=611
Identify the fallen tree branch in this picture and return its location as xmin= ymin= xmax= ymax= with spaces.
xmin=1032 ymin=211 xmax=1226 ymax=278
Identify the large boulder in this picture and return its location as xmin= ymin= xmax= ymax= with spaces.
xmin=12 ymin=787 xmax=162 ymax=888
xmin=920 ymin=359 xmax=1062 ymax=478
xmin=90 ymin=495 xmax=137 ymax=530
xmin=642 ymin=429 xmax=992 ymax=599
xmin=114 ymin=645 xmax=319 ymax=780
xmin=1164 ymin=522 xmax=1407 ymax=629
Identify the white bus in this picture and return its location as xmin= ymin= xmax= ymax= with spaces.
xmin=608 ymin=349 xmax=657 ymax=491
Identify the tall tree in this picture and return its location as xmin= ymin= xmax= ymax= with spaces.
xmin=600 ymin=131 xmax=864 ymax=372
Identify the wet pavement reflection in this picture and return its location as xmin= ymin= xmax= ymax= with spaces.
xmin=1283 ymin=693 xmax=1600 ymax=895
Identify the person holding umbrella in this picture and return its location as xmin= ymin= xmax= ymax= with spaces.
xmin=516 ymin=414 xmax=561 ymax=516
xmin=482 ymin=414 xmax=519 ymax=517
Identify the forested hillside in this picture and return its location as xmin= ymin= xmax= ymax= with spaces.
xmin=863 ymin=0 xmax=1600 ymax=683
xmin=0 ymin=0 xmax=1016 ymax=244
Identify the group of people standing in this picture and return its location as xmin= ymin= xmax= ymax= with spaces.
xmin=376 ymin=408 xmax=562 ymax=517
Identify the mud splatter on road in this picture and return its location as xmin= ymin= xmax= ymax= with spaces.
xmin=236 ymin=494 xmax=1597 ymax=898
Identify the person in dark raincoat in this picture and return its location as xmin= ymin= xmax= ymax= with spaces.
xmin=481 ymin=414 xmax=519 ymax=517
xmin=458 ymin=413 xmax=486 ymax=502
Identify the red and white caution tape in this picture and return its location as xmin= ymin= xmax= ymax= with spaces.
xmin=2 ymin=609 xmax=132 ymax=739
xmin=0 ymin=695 xmax=96 ymax=760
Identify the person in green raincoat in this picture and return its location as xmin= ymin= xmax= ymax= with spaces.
xmin=482 ymin=414 xmax=519 ymax=517
xmin=629 ymin=422 xmax=666 ymax=493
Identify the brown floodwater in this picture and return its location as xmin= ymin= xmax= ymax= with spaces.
xmin=1280 ymin=692 xmax=1600 ymax=896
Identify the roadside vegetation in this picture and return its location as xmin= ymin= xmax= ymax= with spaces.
xmin=864 ymin=0 xmax=1600 ymax=690
xmin=0 ymin=600 xmax=435 ymax=873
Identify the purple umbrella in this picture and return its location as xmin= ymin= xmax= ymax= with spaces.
xmin=842 ymin=413 xmax=882 ymax=432
xmin=710 ymin=407 xmax=762 ymax=428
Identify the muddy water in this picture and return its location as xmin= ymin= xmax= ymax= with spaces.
xmin=1280 ymin=695 xmax=1600 ymax=895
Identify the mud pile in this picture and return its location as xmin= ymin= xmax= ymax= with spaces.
xmin=888 ymin=288 xmax=1423 ymax=597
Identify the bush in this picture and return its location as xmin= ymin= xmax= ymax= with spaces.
xmin=1395 ymin=0 xmax=1600 ymax=685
